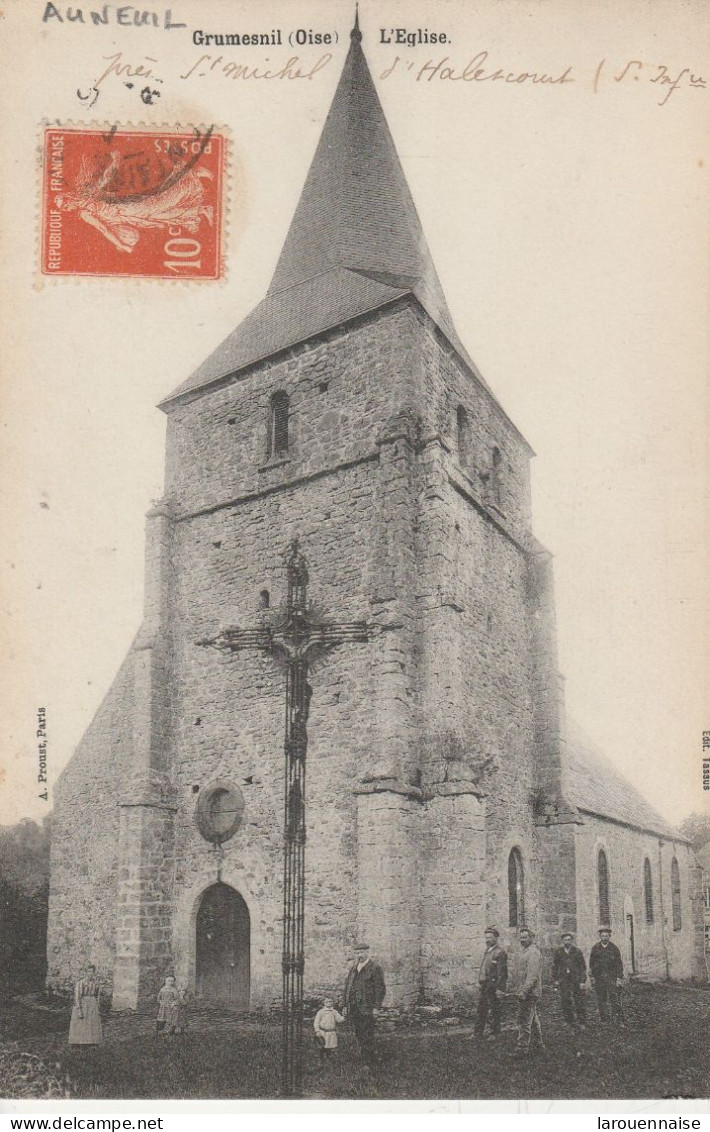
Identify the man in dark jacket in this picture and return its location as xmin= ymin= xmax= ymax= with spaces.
xmin=552 ymin=931 xmax=587 ymax=1028
xmin=343 ymin=942 xmax=386 ymax=1067
xmin=474 ymin=927 xmax=508 ymax=1040
xmin=589 ymin=927 xmax=624 ymax=1025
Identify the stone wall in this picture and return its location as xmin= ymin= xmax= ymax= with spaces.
xmin=47 ymin=648 xmax=135 ymax=995
xmin=167 ymin=460 xmax=377 ymax=1004
xmin=355 ymin=786 xmax=423 ymax=1006
xmin=160 ymin=299 xmax=539 ymax=1006
xmin=420 ymin=785 xmax=486 ymax=1004
xmin=164 ymin=301 xmax=417 ymax=520
xmin=574 ymin=814 xmax=704 ymax=980
xmin=112 ymin=770 xmax=177 ymax=1011
xmin=534 ymin=820 xmax=580 ymax=960
xmin=60 ymin=296 xmax=684 ymax=1009
xmin=411 ymin=305 xmax=533 ymax=547
xmin=163 ymin=307 xmax=418 ymax=1005
xmin=411 ymin=313 xmax=539 ymax=970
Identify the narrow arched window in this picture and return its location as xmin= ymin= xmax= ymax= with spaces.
xmin=456 ymin=405 xmax=470 ymax=464
xmin=643 ymin=858 xmax=654 ymax=923
xmin=671 ymin=858 xmax=682 ymax=931
xmin=508 ymin=848 xmax=525 ymax=928
xmin=267 ymin=391 xmax=289 ymax=458
xmin=598 ymin=849 xmax=610 ymax=926
xmin=491 ymin=446 xmax=503 ymax=507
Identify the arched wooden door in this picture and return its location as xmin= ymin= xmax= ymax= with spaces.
xmin=196 ymin=883 xmax=250 ymax=1008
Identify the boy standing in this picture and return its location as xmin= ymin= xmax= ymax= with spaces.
xmin=313 ymin=996 xmax=345 ymax=1063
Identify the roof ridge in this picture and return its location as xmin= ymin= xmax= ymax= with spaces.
xmin=267 ymin=264 xmax=367 ymax=296
xmin=564 ymin=719 xmax=684 ymax=840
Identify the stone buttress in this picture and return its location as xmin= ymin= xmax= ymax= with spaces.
xmin=112 ymin=502 xmax=177 ymax=1010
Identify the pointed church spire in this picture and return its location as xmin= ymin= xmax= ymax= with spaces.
xmin=265 ymin=12 xmax=465 ymax=356
xmin=163 ymin=13 xmax=479 ymax=405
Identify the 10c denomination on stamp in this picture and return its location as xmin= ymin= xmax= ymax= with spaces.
xmin=41 ymin=126 xmax=226 ymax=280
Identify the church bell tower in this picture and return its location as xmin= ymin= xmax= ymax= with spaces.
xmin=52 ymin=14 xmax=569 ymax=1013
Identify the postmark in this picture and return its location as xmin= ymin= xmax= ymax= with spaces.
xmin=41 ymin=125 xmax=226 ymax=280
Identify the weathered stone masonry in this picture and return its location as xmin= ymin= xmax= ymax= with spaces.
xmin=47 ymin=19 xmax=705 ymax=1010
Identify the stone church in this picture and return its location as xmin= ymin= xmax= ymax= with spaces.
xmin=48 ymin=19 xmax=705 ymax=1011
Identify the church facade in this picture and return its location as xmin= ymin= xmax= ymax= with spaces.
xmin=47 ymin=21 xmax=705 ymax=1011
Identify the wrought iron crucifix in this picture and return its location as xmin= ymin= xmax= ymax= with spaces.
xmin=197 ymin=539 xmax=368 ymax=1098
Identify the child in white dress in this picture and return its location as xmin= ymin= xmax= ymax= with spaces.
xmin=313 ymin=995 xmax=345 ymax=1063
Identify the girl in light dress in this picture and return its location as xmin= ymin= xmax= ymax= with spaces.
xmin=68 ymin=964 xmax=103 ymax=1045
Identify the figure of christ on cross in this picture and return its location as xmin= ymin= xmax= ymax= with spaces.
xmin=197 ymin=539 xmax=369 ymax=1098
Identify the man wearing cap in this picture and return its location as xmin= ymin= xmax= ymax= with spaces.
xmin=473 ymin=927 xmax=508 ymax=1040
xmin=343 ymin=942 xmax=386 ymax=1068
xmin=589 ymin=927 xmax=624 ymax=1026
xmin=552 ymin=932 xmax=587 ymax=1029
xmin=512 ymin=927 xmax=544 ymax=1056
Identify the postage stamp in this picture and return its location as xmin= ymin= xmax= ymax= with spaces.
xmin=40 ymin=126 xmax=226 ymax=280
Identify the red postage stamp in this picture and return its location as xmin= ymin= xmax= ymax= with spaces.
xmin=41 ymin=127 xmax=226 ymax=280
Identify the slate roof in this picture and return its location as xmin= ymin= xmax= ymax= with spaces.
xmin=163 ymin=270 xmax=410 ymax=403
xmin=564 ymin=720 xmax=683 ymax=840
xmin=162 ymin=16 xmax=486 ymax=408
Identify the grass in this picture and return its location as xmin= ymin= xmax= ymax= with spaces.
xmin=2 ymin=981 xmax=709 ymax=1100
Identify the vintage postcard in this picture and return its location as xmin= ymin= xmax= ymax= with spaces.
xmin=0 ymin=0 xmax=708 ymax=1112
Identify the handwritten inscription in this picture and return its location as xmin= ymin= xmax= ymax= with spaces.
xmin=380 ymin=50 xmax=706 ymax=106
xmin=179 ymin=52 xmax=333 ymax=82
xmin=42 ymin=2 xmax=186 ymax=28
xmin=703 ymin=731 xmax=710 ymax=792
xmin=73 ymin=46 xmax=706 ymax=105
xmin=94 ymin=51 xmax=159 ymax=88
xmin=599 ymin=58 xmax=707 ymax=107
xmin=77 ymin=50 xmax=335 ymax=108
xmin=381 ymin=51 xmax=573 ymax=86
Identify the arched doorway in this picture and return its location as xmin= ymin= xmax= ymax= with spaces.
xmin=196 ymin=883 xmax=250 ymax=1008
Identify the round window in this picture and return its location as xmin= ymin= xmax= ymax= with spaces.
xmin=196 ymin=780 xmax=245 ymax=844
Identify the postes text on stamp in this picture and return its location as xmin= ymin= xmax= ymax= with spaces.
xmin=41 ymin=126 xmax=226 ymax=280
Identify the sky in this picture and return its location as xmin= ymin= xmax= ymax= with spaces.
xmin=1 ymin=0 xmax=708 ymax=829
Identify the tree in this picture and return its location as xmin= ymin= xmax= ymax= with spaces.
xmin=0 ymin=818 xmax=51 ymax=997
xmin=677 ymin=811 xmax=710 ymax=851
